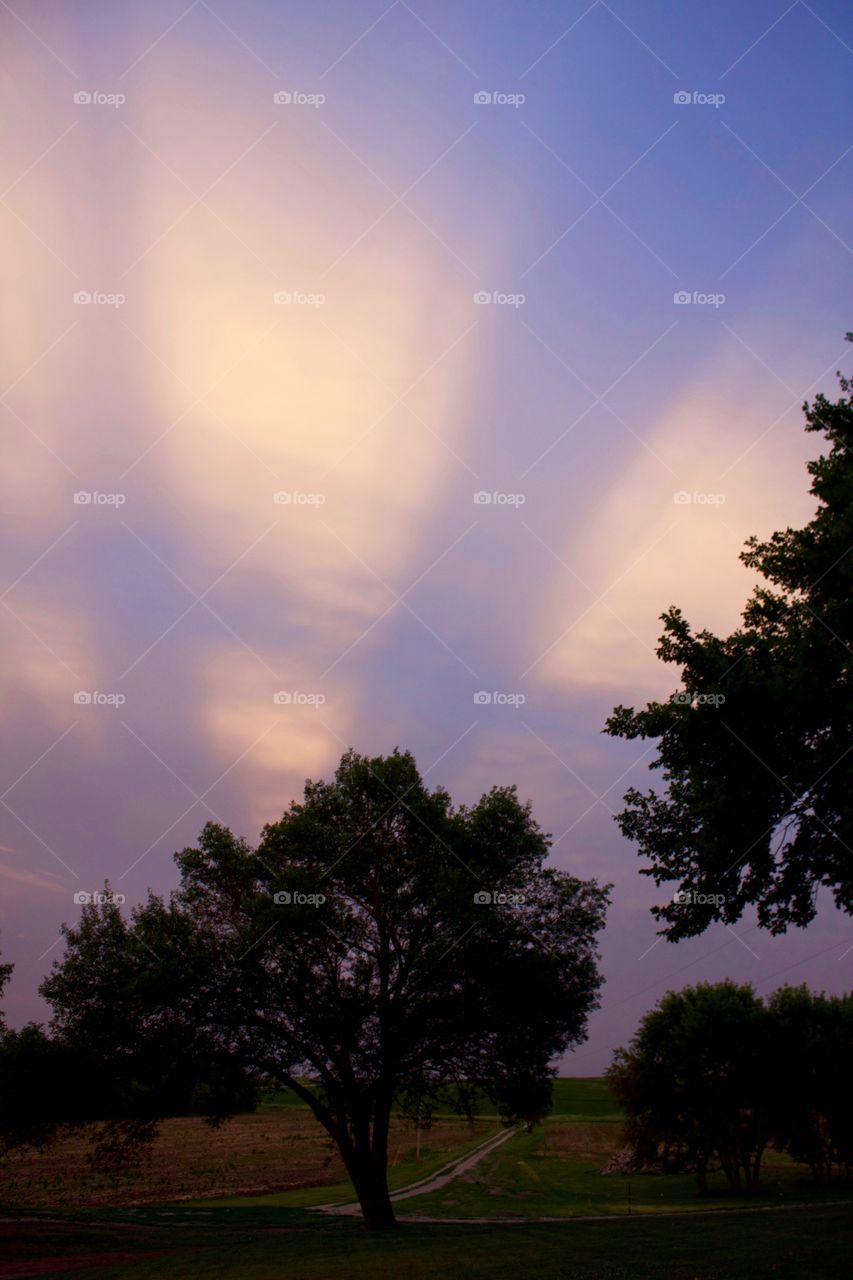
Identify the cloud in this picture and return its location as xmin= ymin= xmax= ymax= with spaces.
xmin=198 ymin=647 xmax=357 ymax=833
xmin=529 ymin=349 xmax=816 ymax=697
xmin=0 ymin=860 xmax=66 ymax=896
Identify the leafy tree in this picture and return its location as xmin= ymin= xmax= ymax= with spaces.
xmin=768 ymin=985 xmax=853 ymax=1182
xmin=40 ymin=749 xmax=609 ymax=1230
xmin=0 ymin=909 xmax=254 ymax=1162
xmin=607 ymin=981 xmax=772 ymax=1194
xmin=606 ymin=339 xmax=853 ymax=938
xmin=40 ymin=890 xmax=256 ymax=1126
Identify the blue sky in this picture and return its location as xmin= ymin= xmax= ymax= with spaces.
xmin=1 ymin=0 xmax=851 ymax=1069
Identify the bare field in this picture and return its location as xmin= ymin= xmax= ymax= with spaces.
xmin=0 ymin=1111 xmax=491 ymax=1210
xmin=536 ymin=1121 xmax=622 ymax=1158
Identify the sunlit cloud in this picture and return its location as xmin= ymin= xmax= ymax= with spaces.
xmin=530 ymin=346 xmax=817 ymax=698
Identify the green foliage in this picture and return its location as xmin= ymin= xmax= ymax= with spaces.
xmin=38 ymin=889 xmax=258 ymax=1132
xmin=609 ymin=981 xmax=853 ymax=1194
xmin=767 ymin=985 xmax=853 ymax=1182
xmin=605 ymin=339 xmax=853 ymax=937
xmin=608 ymin=981 xmax=772 ymax=1193
xmin=37 ymin=748 xmax=609 ymax=1230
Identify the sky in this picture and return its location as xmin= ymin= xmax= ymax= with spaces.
xmin=1 ymin=0 xmax=852 ymax=1073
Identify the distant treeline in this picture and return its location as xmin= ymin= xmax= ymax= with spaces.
xmin=608 ymin=981 xmax=853 ymax=1193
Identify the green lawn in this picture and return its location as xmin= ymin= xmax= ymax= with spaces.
xmin=397 ymin=1127 xmax=852 ymax=1220
xmin=3 ymin=1203 xmax=851 ymax=1279
xmin=547 ymin=1077 xmax=623 ymax=1121
xmin=259 ymin=1076 xmax=622 ymax=1121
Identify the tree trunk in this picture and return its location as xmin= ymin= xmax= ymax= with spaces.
xmin=281 ymin=1075 xmax=397 ymax=1230
xmin=348 ymin=1157 xmax=397 ymax=1230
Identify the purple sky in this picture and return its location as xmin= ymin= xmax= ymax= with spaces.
xmin=1 ymin=0 xmax=852 ymax=1072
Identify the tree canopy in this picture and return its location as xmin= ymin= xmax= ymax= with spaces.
xmin=608 ymin=981 xmax=772 ymax=1193
xmin=608 ymin=981 xmax=853 ymax=1193
xmin=39 ymin=748 xmax=609 ymax=1229
xmin=606 ymin=339 xmax=853 ymax=938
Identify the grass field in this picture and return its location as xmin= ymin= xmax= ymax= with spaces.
xmin=1 ymin=1079 xmax=850 ymax=1278
xmin=257 ymin=1076 xmax=621 ymax=1121
xmin=1 ymin=1203 xmax=851 ymax=1279
xmin=392 ymin=1124 xmax=851 ymax=1220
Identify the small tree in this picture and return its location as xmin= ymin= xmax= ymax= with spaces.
xmin=608 ymin=981 xmax=772 ymax=1194
xmin=41 ymin=749 xmax=608 ymax=1229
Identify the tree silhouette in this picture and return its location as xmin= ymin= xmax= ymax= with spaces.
xmin=41 ymin=749 xmax=608 ymax=1230
xmin=606 ymin=338 xmax=853 ymax=937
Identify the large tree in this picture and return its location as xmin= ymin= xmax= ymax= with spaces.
xmin=41 ymin=748 xmax=608 ymax=1229
xmin=606 ymin=340 xmax=853 ymax=938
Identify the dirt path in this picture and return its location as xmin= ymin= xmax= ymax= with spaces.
xmin=314 ymin=1125 xmax=521 ymax=1215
